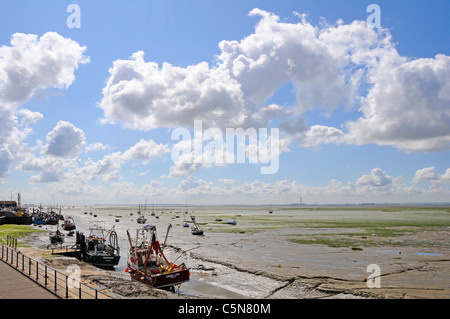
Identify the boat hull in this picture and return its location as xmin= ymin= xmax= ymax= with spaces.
xmin=128 ymin=268 xmax=190 ymax=288
xmin=50 ymin=237 xmax=64 ymax=244
xmin=49 ymin=233 xmax=64 ymax=244
xmin=83 ymin=253 xmax=120 ymax=267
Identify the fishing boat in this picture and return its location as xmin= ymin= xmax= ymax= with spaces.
xmin=137 ymin=204 xmax=147 ymax=224
xmin=125 ymin=224 xmax=190 ymax=289
xmin=191 ymin=227 xmax=203 ymax=235
xmin=32 ymin=216 xmax=46 ymax=225
xmin=49 ymin=207 xmax=65 ymax=244
xmin=62 ymin=216 xmax=76 ymax=231
xmin=76 ymin=222 xmax=120 ymax=267
xmin=49 ymin=229 xmax=65 ymax=244
xmin=46 ymin=206 xmax=62 ymax=225
xmin=137 ymin=215 xmax=147 ymax=224
xmin=189 ymin=213 xmax=203 ymax=235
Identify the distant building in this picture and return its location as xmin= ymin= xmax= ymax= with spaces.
xmin=0 ymin=201 xmax=17 ymax=209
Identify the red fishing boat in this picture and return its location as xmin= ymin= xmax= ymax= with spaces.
xmin=62 ymin=216 xmax=76 ymax=230
xmin=125 ymin=224 xmax=190 ymax=289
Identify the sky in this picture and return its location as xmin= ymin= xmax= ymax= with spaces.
xmin=0 ymin=0 xmax=449 ymax=206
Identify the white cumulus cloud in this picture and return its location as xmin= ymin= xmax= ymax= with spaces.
xmin=0 ymin=32 xmax=89 ymax=105
xmin=346 ymin=54 xmax=450 ymax=152
xmin=97 ymin=9 xmax=450 ymax=155
xmin=0 ymin=32 xmax=88 ymax=179
xmin=42 ymin=121 xmax=86 ymax=157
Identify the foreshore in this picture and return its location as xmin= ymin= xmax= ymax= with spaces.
xmin=5 ymin=205 xmax=450 ymax=299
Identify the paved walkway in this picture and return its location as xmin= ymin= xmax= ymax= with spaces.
xmin=0 ymin=259 xmax=59 ymax=299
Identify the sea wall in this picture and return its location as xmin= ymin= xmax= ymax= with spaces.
xmin=0 ymin=211 xmax=32 ymax=225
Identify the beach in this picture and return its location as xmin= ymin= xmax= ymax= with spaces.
xmin=14 ymin=205 xmax=450 ymax=299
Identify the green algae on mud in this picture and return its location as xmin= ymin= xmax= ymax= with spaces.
xmin=197 ymin=206 xmax=450 ymax=250
xmin=205 ymin=206 xmax=450 ymax=233
xmin=0 ymin=225 xmax=45 ymax=246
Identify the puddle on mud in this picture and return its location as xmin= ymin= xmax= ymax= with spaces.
xmin=404 ymin=252 xmax=443 ymax=256
xmin=376 ymin=250 xmax=443 ymax=257
xmin=178 ymin=276 xmax=248 ymax=299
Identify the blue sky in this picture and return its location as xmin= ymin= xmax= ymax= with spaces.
xmin=0 ymin=0 xmax=449 ymax=205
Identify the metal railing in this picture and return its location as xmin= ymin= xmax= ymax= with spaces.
xmin=0 ymin=236 xmax=118 ymax=299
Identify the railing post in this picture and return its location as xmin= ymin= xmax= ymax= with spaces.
xmin=45 ymin=266 xmax=48 ymax=286
xmin=16 ymin=251 xmax=18 ymax=268
xmin=36 ymin=262 xmax=39 ymax=280
xmin=65 ymin=276 xmax=69 ymax=299
xmin=28 ymin=258 xmax=31 ymax=276
xmin=22 ymin=254 xmax=24 ymax=272
xmin=54 ymin=270 xmax=57 ymax=292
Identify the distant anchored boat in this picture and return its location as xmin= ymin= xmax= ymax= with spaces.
xmin=189 ymin=212 xmax=203 ymax=235
xmin=137 ymin=215 xmax=147 ymax=224
xmin=227 ymin=214 xmax=238 ymax=225
xmin=137 ymin=203 xmax=147 ymax=224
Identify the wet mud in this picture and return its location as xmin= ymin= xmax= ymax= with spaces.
xmin=18 ymin=206 xmax=450 ymax=299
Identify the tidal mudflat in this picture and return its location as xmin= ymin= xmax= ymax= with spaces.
xmin=8 ymin=205 xmax=450 ymax=299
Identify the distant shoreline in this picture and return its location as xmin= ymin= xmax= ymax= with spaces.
xmin=21 ymin=202 xmax=450 ymax=209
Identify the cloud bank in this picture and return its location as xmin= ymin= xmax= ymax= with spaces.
xmin=98 ymin=9 xmax=450 ymax=154
xmin=0 ymin=32 xmax=89 ymax=178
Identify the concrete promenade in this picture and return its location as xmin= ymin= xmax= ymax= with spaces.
xmin=0 ymin=259 xmax=59 ymax=299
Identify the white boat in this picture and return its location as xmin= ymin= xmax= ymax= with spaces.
xmin=227 ymin=214 xmax=238 ymax=225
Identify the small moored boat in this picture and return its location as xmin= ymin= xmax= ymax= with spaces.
xmin=62 ymin=216 xmax=76 ymax=231
xmin=189 ymin=213 xmax=203 ymax=235
xmin=49 ymin=229 xmax=65 ymax=244
xmin=227 ymin=214 xmax=238 ymax=225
